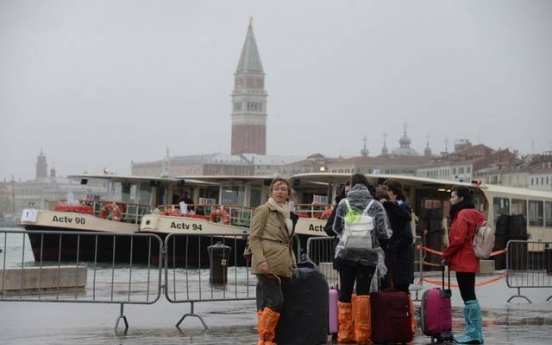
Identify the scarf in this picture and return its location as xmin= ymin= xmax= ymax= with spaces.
xmin=449 ymin=198 xmax=475 ymax=226
xmin=268 ymin=197 xmax=293 ymax=235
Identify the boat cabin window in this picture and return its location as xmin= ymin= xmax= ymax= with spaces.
xmin=139 ymin=183 xmax=152 ymax=205
xmin=121 ymin=183 xmax=132 ymax=202
xmin=493 ymin=197 xmax=510 ymax=224
xmin=221 ymin=185 xmax=245 ymax=206
xmin=511 ymin=199 xmax=527 ymax=217
xmin=250 ymin=186 xmax=263 ymax=208
xmin=107 ymin=181 xmax=122 ymax=201
xmin=545 ymin=202 xmax=552 ymax=227
xmin=528 ymin=200 xmax=544 ymax=227
xmin=156 ymin=185 xmax=169 ymax=206
xmin=471 ymin=194 xmax=485 ymax=213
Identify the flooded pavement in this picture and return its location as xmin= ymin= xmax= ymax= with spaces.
xmin=1 ymin=230 xmax=551 ymax=344
xmin=1 ymin=284 xmax=551 ymax=345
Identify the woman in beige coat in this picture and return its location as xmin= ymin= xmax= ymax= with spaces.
xmin=248 ymin=178 xmax=297 ymax=345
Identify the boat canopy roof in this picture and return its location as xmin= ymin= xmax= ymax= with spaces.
xmin=290 ymin=173 xmax=552 ymax=200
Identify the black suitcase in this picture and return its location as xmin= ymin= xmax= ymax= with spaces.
xmin=274 ymin=260 xmax=328 ymax=345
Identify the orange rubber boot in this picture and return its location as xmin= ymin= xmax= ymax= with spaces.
xmin=354 ymin=295 xmax=371 ymax=345
xmin=409 ymin=296 xmax=416 ymax=336
xmin=337 ymin=301 xmax=355 ymax=344
xmin=257 ymin=307 xmax=280 ymax=345
xmin=257 ymin=309 xmax=263 ymax=330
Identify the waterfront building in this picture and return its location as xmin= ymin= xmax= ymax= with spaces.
xmin=13 ymin=151 xmax=106 ymax=216
xmin=527 ymin=153 xmax=552 ymax=191
xmin=416 ymin=140 xmax=518 ymax=183
xmin=0 ymin=180 xmax=16 ymax=226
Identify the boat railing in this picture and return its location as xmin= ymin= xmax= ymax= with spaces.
xmin=49 ymin=199 xmax=150 ymax=224
xmin=156 ymin=204 xmax=254 ymax=228
xmin=294 ymin=203 xmax=332 ymax=219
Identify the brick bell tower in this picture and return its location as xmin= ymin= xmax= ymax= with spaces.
xmin=231 ymin=20 xmax=267 ymax=155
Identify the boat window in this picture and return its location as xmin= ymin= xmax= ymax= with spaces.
xmin=493 ymin=197 xmax=510 ymax=224
xmin=221 ymin=185 xmax=245 ymax=206
xmin=472 ymin=194 xmax=485 ymax=213
xmin=545 ymin=202 xmax=552 ymax=228
xmin=108 ymin=181 xmax=122 ymax=201
xmin=250 ymin=186 xmax=262 ymax=208
xmin=121 ymin=183 xmax=132 ymax=202
xmin=528 ymin=200 xmax=544 ymax=227
xmin=139 ymin=183 xmax=152 ymax=205
xmin=156 ymin=185 xmax=169 ymax=206
xmin=511 ymin=199 xmax=527 ymax=217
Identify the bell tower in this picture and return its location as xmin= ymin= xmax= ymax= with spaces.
xmin=231 ymin=19 xmax=267 ymax=155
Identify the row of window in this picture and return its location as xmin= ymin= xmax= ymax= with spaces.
xmin=452 ymin=166 xmax=471 ymax=174
xmin=530 ymin=176 xmax=551 ymax=186
xmin=233 ymin=101 xmax=264 ymax=112
xmin=493 ymin=197 xmax=552 ymax=227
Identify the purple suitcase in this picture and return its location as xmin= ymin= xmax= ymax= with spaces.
xmin=328 ymin=287 xmax=338 ymax=335
xmin=420 ymin=264 xmax=454 ymax=343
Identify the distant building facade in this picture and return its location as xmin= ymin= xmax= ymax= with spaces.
xmin=13 ymin=151 xmax=106 ymax=217
xmin=0 ymin=181 xmax=16 ymax=226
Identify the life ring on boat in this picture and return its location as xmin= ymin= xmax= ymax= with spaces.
xmin=209 ymin=209 xmax=230 ymax=225
xmin=319 ymin=209 xmax=332 ymax=220
xmin=99 ymin=203 xmax=121 ymax=221
xmin=163 ymin=209 xmax=181 ymax=217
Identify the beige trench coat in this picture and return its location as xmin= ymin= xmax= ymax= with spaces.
xmin=248 ymin=202 xmax=296 ymax=278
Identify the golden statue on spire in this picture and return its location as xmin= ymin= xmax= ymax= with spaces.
xmin=249 ymin=17 xmax=253 ymax=25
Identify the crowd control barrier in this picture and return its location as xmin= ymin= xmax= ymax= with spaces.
xmin=505 ymin=240 xmax=552 ymax=303
xmin=5 ymin=228 xmax=549 ymax=332
xmin=0 ymin=228 xmax=304 ymax=332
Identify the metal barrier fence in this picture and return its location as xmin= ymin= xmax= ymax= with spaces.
xmin=0 ymin=228 xmax=305 ymax=331
xmin=0 ymin=229 xmax=164 ymax=331
xmin=305 ymin=236 xmax=425 ymax=299
xmin=5 ymin=227 xmax=552 ymax=330
xmin=506 ymin=240 xmax=552 ymax=303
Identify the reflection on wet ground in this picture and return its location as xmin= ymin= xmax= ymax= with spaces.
xmin=1 ymin=300 xmax=551 ymax=345
xmin=1 ymin=230 xmax=551 ymax=344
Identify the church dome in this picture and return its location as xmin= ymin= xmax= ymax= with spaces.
xmin=399 ymin=133 xmax=411 ymax=147
xmin=392 ymin=124 xmax=419 ymax=156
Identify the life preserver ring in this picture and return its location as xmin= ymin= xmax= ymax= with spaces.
xmin=99 ymin=203 xmax=121 ymax=221
xmin=209 ymin=209 xmax=230 ymax=225
xmin=319 ymin=209 xmax=332 ymax=220
xmin=163 ymin=209 xmax=181 ymax=217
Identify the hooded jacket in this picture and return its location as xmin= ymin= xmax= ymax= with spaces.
xmin=443 ymin=208 xmax=486 ymax=272
xmin=332 ymin=184 xmax=392 ymax=267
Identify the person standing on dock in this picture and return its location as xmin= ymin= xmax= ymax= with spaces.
xmin=248 ymin=178 xmax=297 ymax=345
xmin=443 ymin=186 xmax=486 ymax=344
xmin=332 ymin=173 xmax=391 ymax=344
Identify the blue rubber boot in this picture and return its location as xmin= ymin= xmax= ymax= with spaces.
xmin=454 ymin=300 xmax=484 ymax=344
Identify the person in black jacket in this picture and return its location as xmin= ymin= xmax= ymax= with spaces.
xmin=380 ymin=179 xmax=416 ymax=336
xmin=324 ymin=180 xmax=351 ymax=237
xmin=323 ymin=179 xmax=350 ymax=271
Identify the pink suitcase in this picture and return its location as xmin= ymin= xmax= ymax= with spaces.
xmin=328 ymin=287 xmax=338 ymax=335
xmin=420 ymin=264 xmax=454 ymax=343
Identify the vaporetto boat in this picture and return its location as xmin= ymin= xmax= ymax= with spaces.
xmin=20 ymin=174 xmax=334 ymax=267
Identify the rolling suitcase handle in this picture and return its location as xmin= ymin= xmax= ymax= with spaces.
xmin=441 ymin=260 xmax=452 ymax=298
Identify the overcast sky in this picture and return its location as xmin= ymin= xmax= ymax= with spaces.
xmin=1 ymin=0 xmax=551 ymax=182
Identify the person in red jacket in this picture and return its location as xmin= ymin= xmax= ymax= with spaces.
xmin=443 ymin=186 xmax=486 ymax=344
